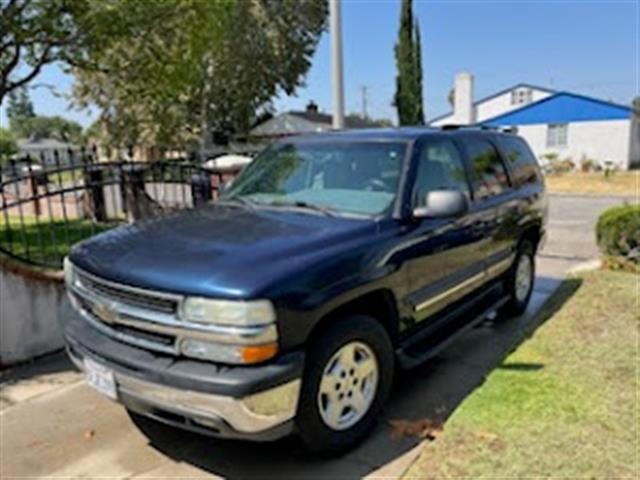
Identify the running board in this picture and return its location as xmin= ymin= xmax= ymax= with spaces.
xmin=396 ymin=294 xmax=510 ymax=370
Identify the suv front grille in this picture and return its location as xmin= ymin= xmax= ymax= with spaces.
xmin=70 ymin=266 xmax=184 ymax=354
xmin=76 ymin=269 xmax=178 ymax=314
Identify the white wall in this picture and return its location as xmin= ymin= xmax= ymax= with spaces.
xmin=475 ymin=88 xmax=552 ymax=122
xmin=518 ymin=119 xmax=631 ymax=169
xmin=0 ymin=265 xmax=66 ymax=365
xmin=431 ymin=87 xmax=552 ymax=126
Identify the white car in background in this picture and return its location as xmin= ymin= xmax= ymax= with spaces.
xmin=203 ymin=154 xmax=252 ymax=171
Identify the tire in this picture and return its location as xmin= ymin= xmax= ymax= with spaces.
xmin=295 ymin=315 xmax=394 ymax=455
xmin=501 ymin=239 xmax=536 ymax=317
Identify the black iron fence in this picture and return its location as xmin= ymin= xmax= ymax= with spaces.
xmin=0 ymin=148 xmax=244 ymax=270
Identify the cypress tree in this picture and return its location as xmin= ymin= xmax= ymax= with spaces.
xmin=413 ymin=20 xmax=425 ymax=125
xmin=394 ymin=0 xmax=424 ymax=125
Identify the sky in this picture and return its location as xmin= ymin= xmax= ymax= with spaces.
xmin=1 ymin=0 xmax=638 ymax=129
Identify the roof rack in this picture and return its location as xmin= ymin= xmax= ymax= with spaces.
xmin=440 ymin=124 xmax=497 ymax=131
xmin=440 ymin=124 xmax=517 ymax=134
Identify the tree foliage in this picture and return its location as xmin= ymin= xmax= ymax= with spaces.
xmin=6 ymin=85 xmax=35 ymax=122
xmin=0 ymin=127 xmax=18 ymax=165
xmin=6 ymin=85 xmax=82 ymax=142
xmin=0 ymin=0 xmax=80 ymax=104
xmin=70 ymin=0 xmax=328 ymax=147
xmin=15 ymin=115 xmax=83 ymax=142
xmin=393 ymin=0 xmax=424 ymax=126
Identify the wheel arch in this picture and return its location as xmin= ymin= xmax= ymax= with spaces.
xmin=307 ymin=288 xmax=400 ymax=347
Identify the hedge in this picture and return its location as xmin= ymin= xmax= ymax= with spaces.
xmin=595 ymin=204 xmax=640 ymax=271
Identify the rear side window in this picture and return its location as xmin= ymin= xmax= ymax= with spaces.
xmin=499 ymin=136 xmax=541 ymax=186
xmin=464 ymin=138 xmax=510 ymax=200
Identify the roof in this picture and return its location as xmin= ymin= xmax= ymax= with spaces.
xmin=483 ymin=92 xmax=633 ymax=126
xmin=428 ymin=83 xmax=556 ymax=124
xmin=251 ymin=111 xmax=380 ymax=137
xmin=288 ymin=111 xmax=374 ymax=129
xmin=17 ymin=138 xmax=78 ymax=150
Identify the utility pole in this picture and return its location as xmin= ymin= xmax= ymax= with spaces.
xmin=330 ymin=0 xmax=345 ymax=129
xmin=360 ymin=86 xmax=368 ymax=119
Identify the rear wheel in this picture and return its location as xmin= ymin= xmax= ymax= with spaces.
xmin=295 ymin=315 xmax=394 ymax=455
xmin=501 ymin=240 xmax=535 ymax=317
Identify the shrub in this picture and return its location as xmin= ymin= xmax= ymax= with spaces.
xmin=542 ymin=154 xmax=575 ymax=174
xmin=596 ymin=204 xmax=640 ymax=272
xmin=580 ymin=156 xmax=600 ymax=172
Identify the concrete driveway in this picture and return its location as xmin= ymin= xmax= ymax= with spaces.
xmin=0 ymin=194 xmax=632 ymax=479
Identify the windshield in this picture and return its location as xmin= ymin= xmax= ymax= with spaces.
xmin=222 ymin=141 xmax=407 ymax=216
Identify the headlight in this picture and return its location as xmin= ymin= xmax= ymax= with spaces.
xmin=63 ymin=257 xmax=75 ymax=286
xmin=180 ymin=298 xmax=276 ymax=327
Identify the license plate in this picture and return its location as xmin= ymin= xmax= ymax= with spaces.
xmin=84 ymin=358 xmax=117 ymax=400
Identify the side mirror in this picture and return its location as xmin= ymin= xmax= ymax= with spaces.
xmin=413 ymin=190 xmax=469 ymax=219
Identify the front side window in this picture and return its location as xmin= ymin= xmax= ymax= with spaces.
xmin=464 ymin=138 xmax=510 ymax=200
xmin=547 ymin=123 xmax=568 ymax=147
xmin=413 ymin=139 xmax=469 ymax=207
xmin=223 ymin=141 xmax=407 ymax=216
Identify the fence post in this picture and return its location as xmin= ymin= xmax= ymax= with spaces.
xmin=121 ymin=163 xmax=148 ymax=222
xmin=26 ymin=155 xmax=41 ymax=217
xmin=191 ymin=170 xmax=212 ymax=206
xmin=83 ymin=165 xmax=107 ymax=222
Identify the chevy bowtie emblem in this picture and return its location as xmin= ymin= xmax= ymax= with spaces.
xmin=93 ymin=301 xmax=119 ymax=324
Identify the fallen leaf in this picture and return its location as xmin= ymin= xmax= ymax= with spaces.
xmin=389 ymin=418 xmax=443 ymax=440
xmin=475 ymin=431 xmax=498 ymax=441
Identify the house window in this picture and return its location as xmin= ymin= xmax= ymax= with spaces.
xmin=547 ymin=123 xmax=568 ymax=147
xmin=511 ymin=88 xmax=532 ymax=105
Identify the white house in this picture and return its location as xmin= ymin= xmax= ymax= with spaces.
xmin=17 ymin=138 xmax=79 ymax=165
xmin=430 ymin=73 xmax=639 ymax=170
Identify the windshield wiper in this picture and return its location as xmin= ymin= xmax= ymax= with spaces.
xmin=267 ymin=200 xmax=338 ymax=217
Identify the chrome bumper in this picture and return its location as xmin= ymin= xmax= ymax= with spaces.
xmin=69 ymin=349 xmax=301 ymax=436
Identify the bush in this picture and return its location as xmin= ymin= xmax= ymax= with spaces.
xmin=541 ymin=153 xmax=575 ymax=174
xmin=596 ymin=204 xmax=640 ymax=272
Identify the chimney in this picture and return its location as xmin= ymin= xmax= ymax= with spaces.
xmin=306 ymin=101 xmax=319 ymax=114
xmin=453 ymin=72 xmax=475 ymax=125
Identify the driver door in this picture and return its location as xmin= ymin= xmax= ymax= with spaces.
xmin=404 ymin=137 xmax=487 ymax=323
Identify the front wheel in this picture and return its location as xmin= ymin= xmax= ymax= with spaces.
xmin=295 ymin=315 xmax=394 ymax=455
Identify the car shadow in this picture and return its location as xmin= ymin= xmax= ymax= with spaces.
xmin=0 ymin=350 xmax=72 ymax=386
xmin=127 ymin=276 xmax=582 ymax=478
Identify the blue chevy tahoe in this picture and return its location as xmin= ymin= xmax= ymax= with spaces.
xmin=61 ymin=127 xmax=546 ymax=454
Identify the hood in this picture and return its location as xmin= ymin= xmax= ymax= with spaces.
xmin=70 ymin=204 xmax=379 ymax=298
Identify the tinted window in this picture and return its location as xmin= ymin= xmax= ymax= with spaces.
xmin=413 ymin=139 xmax=469 ymax=206
xmin=464 ymin=139 xmax=510 ymax=200
xmin=500 ymin=136 xmax=541 ymax=186
xmin=223 ymin=141 xmax=406 ymax=216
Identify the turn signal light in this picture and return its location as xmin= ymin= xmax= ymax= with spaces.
xmin=241 ymin=343 xmax=279 ymax=364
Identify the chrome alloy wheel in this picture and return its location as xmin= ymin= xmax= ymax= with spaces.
xmin=317 ymin=341 xmax=379 ymax=431
xmin=515 ymin=253 xmax=533 ymax=302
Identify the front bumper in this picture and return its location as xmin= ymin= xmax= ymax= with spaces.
xmin=61 ymin=301 xmax=304 ymax=440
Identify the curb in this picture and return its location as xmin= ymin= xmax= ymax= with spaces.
xmin=567 ymin=259 xmax=602 ymax=274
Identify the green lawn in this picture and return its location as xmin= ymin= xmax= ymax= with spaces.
xmin=0 ymin=216 xmax=119 ymax=268
xmin=404 ymin=270 xmax=639 ymax=479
